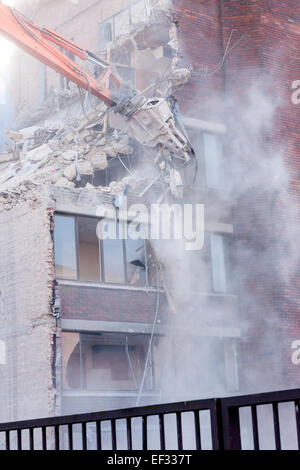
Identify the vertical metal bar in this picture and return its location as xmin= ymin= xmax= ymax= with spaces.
xmin=220 ymin=401 xmax=241 ymax=450
xmin=149 ymin=344 xmax=154 ymax=390
xmin=113 ymin=16 xmax=116 ymax=40
xmin=68 ymin=424 xmax=73 ymax=450
xmin=99 ymin=221 xmax=104 ymax=283
xmin=210 ymin=401 xmax=222 ymax=450
xmin=126 ymin=418 xmax=132 ymax=450
xmin=176 ymin=413 xmax=183 ymax=450
xmin=17 ymin=429 xmax=22 ymax=450
xmin=5 ymin=430 xmax=10 ymax=451
xmin=123 ymin=236 xmax=128 ymax=285
xmin=82 ymin=422 xmax=87 ymax=450
xmin=96 ymin=421 xmax=102 ymax=450
xmin=194 ymin=410 xmax=201 ymax=450
xmin=251 ymin=405 xmax=259 ymax=450
xmin=295 ymin=400 xmax=300 ymax=450
xmin=97 ymin=219 xmax=102 ymax=283
xmin=79 ymin=334 xmax=83 ymax=390
xmin=142 ymin=416 xmax=148 ymax=450
xmin=144 ymin=240 xmax=149 ymax=286
xmin=42 ymin=427 xmax=47 ymax=450
xmin=159 ymin=414 xmax=165 ymax=450
xmin=75 ymin=216 xmax=80 ymax=281
xmin=111 ymin=419 xmax=117 ymax=450
xmin=29 ymin=428 xmax=34 ymax=450
xmin=125 ymin=337 xmax=138 ymax=390
xmin=272 ymin=402 xmax=281 ymax=450
xmin=54 ymin=425 xmax=60 ymax=450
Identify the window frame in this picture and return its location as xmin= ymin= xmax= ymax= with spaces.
xmin=185 ymin=127 xmax=224 ymax=192
xmin=61 ymin=331 xmax=156 ymax=394
xmin=54 ymin=213 xmax=149 ymax=287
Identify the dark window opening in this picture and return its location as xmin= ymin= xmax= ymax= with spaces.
xmin=62 ymin=332 xmax=157 ymax=393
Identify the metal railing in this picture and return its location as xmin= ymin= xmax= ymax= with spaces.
xmin=220 ymin=388 xmax=300 ymax=450
xmin=0 ymin=398 xmax=219 ymax=450
xmin=1 ymin=388 xmax=300 ymax=450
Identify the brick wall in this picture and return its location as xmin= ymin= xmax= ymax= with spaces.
xmin=223 ymin=1 xmax=300 ymax=392
xmin=174 ymin=0 xmax=300 ymax=393
xmin=0 ymin=190 xmax=56 ymax=422
xmin=173 ymin=0 xmax=225 ymax=121
xmin=59 ymin=284 xmax=168 ymax=324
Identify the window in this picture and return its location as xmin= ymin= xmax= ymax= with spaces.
xmin=185 ymin=232 xmax=232 ymax=294
xmin=203 ymin=132 xmax=223 ymax=189
xmin=98 ymin=22 xmax=112 ymax=51
xmin=54 ymin=215 xmax=77 ymax=280
xmin=125 ymin=236 xmax=147 ymax=286
xmin=186 ymin=129 xmax=224 ymax=191
xmin=77 ymin=216 xmax=100 ymax=282
xmin=54 ymin=214 xmax=148 ymax=286
xmin=210 ymin=233 xmax=232 ymax=294
xmin=98 ymin=1 xmax=148 ymax=49
xmin=102 ymin=219 xmax=126 ymax=283
xmin=210 ymin=233 xmax=227 ymax=293
xmin=62 ymin=332 xmax=156 ymax=393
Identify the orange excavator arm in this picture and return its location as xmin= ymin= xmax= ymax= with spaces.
xmin=0 ymin=4 xmax=119 ymax=106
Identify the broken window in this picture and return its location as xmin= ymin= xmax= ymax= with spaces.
xmin=54 ymin=215 xmax=77 ymax=280
xmin=62 ymin=332 xmax=156 ymax=393
xmin=77 ymin=216 xmax=101 ymax=282
xmin=125 ymin=235 xmax=147 ymax=286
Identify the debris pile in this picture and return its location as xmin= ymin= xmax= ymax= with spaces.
xmin=0 ymin=100 xmax=136 ymax=194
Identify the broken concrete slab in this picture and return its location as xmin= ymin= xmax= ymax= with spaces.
xmin=26 ymin=143 xmax=52 ymax=162
xmin=78 ymin=160 xmax=94 ymax=175
xmin=55 ymin=176 xmax=70 ymax=187
xmin=62 ymin=149 xmax=77 ymax=162
xmin=63 ymin=163 xmax=77 ymax=181
xmin=61 ymin=130 xmax=75 ymax=145
xmin=0 ymin=153 xmax=14 ymax=164
xmin=90 ymin=152 xmax=108 ymax=171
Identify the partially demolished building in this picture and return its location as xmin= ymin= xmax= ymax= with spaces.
xmin=1 ymin=0 xmax=300 ymax=424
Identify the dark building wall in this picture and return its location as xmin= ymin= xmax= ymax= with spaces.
xmin=173 ymin=0 xmax=225 ymax=121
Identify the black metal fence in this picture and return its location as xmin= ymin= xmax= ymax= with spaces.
xmin=1 ymin=388 xmax=300 ymax=450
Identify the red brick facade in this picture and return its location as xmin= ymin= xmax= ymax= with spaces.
xmin=59 ymin=284 xmax=168 ymax=324
xmin=174 ymin=0 xmax=300 ymax=392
